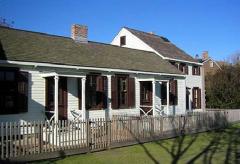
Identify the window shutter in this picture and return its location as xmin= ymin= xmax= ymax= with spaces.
xmin=17 ymin=71 xmax=28 ymax=113
xmin=185 ymin=65 xmax=189 ymax=74
xmin=78 ymin=78 xmax=82 ymax=110
xmin=169 ymin=80 xmax=178 ymax=105
xmin=169 ymin=81 xmax=173 ymax=105
xmin=111 ymin=76 xmax=118 ymax=109
xmin=174 ymin=80 xmax=178 ymax=105
xmin=192 ymin=88 xmax=196 ymax=109
xmin=192 ymin=66 xmax=195 ymax=75
xmin=102 ymin=76 xmax=108 ymax=109
xmin=197 ymin=88 xmax=201 ymax=108
xmin=128 ymin=77 xmax=135 ymax=108
xmin=179 ymin=64 xmax=183 ymax=72
xmin=198 ymin=67 xmax=201 ymax=75
xmin=96 ymin=75 xmax=103 ymax=108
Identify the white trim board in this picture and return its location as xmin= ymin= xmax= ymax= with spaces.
xmin=0 ymin=60 xmax=186 ymax=77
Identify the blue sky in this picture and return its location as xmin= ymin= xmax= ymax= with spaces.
xmin=0 ymin=0 xmax=239 ymax=60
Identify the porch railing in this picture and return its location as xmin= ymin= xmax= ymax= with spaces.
xmin=139 ymin=105 xmax=153 ymax=116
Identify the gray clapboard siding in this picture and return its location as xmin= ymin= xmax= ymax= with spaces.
xmin=67 ymin=78 xmax=80 ymax=120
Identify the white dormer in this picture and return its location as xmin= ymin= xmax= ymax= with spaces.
xmin=111 ymin=27 xmax=155 ymax=52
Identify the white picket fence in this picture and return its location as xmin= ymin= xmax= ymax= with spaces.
xmin=0 ymin=110 xmax=240 ymax=161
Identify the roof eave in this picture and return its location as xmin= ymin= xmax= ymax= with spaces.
xmin=0 ymin=60 xmax=186 ymax=77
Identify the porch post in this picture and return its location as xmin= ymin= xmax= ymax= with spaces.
xmin=81 ymin=77 xmax=86 ymax=120
xmin=107 ymin=75 xmax=112 ymax=119
xmin=166 ymin=80 xmax=170 ymax=115
xmin=135 ymin=78 xmax=140 ymax=115
xmin=152 ymin=80 xmax=156 ymax=116
xmin=54 ymin=75 xmax=59 ymax=122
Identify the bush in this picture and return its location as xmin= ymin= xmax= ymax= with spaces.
xmin=206 ymin=64 xmax=240 ymax=108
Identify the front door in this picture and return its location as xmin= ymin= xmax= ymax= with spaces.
xmin=46 ymin=77 xmax=68 ymax=120
xmin=140 ymin=81 xmax=153 ymax=115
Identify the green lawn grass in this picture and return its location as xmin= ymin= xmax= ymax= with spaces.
xmin=34 ymin=124 xmax=240 ymax=164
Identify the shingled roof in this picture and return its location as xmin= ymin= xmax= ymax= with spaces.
xmin=125 ymin=27 xmax=198 ymax=63
xmin=0 ymin=26 xmax=182 ymax=75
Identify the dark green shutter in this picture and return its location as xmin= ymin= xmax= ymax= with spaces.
xmin=174 ymin=80 xmax=178 ymax=105
xmin=111 ymin=76 xmax=118 ymax=109
xmin=102 ymin=76 xmax=108 ymax=109
xmin=128 ymin=77 xmax=135 ymax=108
xmin=17 ymin=71 xmax=28 ymax=113
xmin=198 ymin=88 xmax=201 ymax=108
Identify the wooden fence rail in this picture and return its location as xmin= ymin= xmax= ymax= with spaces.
xmin=0 ymin=110 xmax=240 ymax=162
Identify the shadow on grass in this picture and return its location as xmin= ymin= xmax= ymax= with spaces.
xmin=121 ymin=113 xmax=240 ymax=164
xmin=33 ymin=113 xmax=240 ymax=164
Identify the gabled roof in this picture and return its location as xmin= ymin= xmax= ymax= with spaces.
xmin=0 ymin=26 xmax=182 ymax=75
xmin=200 ymin=57 xmax=222 ymax=70
xmin=125 ymin=27 xmax=198 ymax=63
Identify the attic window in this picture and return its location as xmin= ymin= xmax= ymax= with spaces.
xmin=120 ymin=36 xmax=126 ymax=46
xmin=210 ymin=61 xmax=214 ymax=68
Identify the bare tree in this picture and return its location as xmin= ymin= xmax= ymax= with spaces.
xmin=227 ymin=50 xmax=240 ymax=64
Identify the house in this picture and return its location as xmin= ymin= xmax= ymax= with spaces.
xmin=198 ymin=51 xmax=222 ymax=75
xmin=0 ymin=24 xmax=204 ymax=123
xmin=111 ymin=27 xmax=205 ymax=112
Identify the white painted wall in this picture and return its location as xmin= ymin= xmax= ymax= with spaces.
xmin=185 ymin=65 xmax=204 ymax=111
xmin=112 ymin=28 xmax=205 ymax=112
xmin=67 ymin=78 xmax=81 ymax=121
xmin=0 ymin=65 xmax=191 ymax=123
xmin=111 ymin=28 xmax=155 ymax=52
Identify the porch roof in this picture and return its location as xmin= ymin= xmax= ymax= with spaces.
xmin=0 ymin=26 xmax=182 ymax=75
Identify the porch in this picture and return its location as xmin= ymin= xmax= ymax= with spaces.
xmin=40 ymin=71 xmax=179 ymax=123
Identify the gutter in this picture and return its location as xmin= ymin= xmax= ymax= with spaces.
xmin=0 ymin=60 xmax=186 ymax=77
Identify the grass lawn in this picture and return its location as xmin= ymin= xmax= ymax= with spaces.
xmin=34 ymin=124 xmax=240 ymax=164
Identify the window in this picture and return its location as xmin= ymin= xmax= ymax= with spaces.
xmin=120 ymin=36 xmax=126 ymax=46
xmin=192 ymin=66 xmax=201 ymax=75
xmin=118 ymin=76 xmax=128 ymax=107
xmin=179 ymin=63 xmax=189 ymax=75
xmin=111 ymin=75 xmax=135 ymax=109
xmin=210 ymin=61 xmax=214 ymax=68
xmin=86 ymin=74 xmax=107 ymax=110
xmin=45 ymin=77 xmax=68 ymax=120
xmin=169 ymin=80 xmax=178 ymax=105
xmin=160 ymin=80 xmax=178 ymax=105
xmin=170 ymin=61 xmax=178 ymax=69
xmin=161 ymin=82 xmax=167 ymax=105
xmin=140 ymin=82 xmax=152 ymax=103
xmin=192 ymin=87 xmax=201 ymax=109
xmin=0 ymin=68 xmax=28 ymax=115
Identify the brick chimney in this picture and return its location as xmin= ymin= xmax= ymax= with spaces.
xmin=202 ymin=51 xmax=209 ymax=60
xmin=71 ymin=24 xmax=88 ymax=43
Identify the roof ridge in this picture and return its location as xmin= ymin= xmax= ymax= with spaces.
xmin=124 ymin=26 xmax=169 ymax=41
xmin=0 ymin=25 xmax=71 ymax=39
xmin=0 ymin=26 xmax=157 ymax=55
xmin=123 ymin=26 xmax=197 ymax=63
